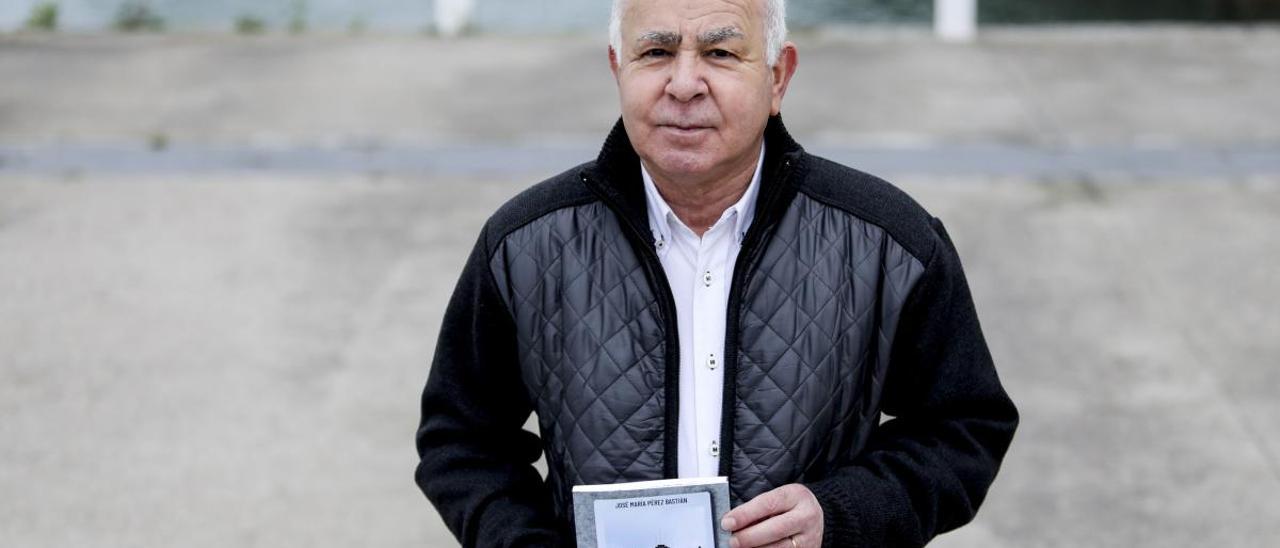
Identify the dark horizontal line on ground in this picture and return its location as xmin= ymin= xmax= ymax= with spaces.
xmin=1 ymin=142 xmax=1277 ymax=179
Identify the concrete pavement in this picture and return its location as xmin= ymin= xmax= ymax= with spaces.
xmin=1 ymin=26 xmax=1279 ymax=147
xmin=1 ymin=26 xmax=1278 ymax=546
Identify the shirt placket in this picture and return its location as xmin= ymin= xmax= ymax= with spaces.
xmin=694 ymin=221 xmax=731 ymax=476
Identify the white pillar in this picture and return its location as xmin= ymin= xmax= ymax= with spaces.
xmin=935 ymin=0 xmax=977 ymax=43
xmin=435 ymin=0 xmax=476 ymax=37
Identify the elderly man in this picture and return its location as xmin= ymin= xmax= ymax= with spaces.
xmin=415 ymin=0 xmax=1018 ymax=546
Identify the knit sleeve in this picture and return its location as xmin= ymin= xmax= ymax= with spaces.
xmin=804 ymin=216 xmax=1019 ymax=547
xmin=414 ymin=224 xmax=567 ymax=547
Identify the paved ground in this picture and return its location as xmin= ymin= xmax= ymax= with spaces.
xmin=2 ymin=26 xmax=1279 ymax=147
xmin=1 ymin=27 xmax=1278 ymax=546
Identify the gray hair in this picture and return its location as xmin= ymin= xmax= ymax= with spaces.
xmin=609 ymin=0 xmax=788 ymax=67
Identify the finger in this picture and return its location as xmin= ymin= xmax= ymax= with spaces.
xmin=730 ymin=511 xmax=805 ymax=548
xmin=722 ymin=486 xmax=799 ymax=531
xmin=759 ymin=533 xmax=816 ymax=548
xmin=751 ymin=530 xmax=819 ymax=548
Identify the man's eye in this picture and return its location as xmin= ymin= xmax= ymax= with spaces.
xmin=707 ymin=49 xmax=734 ymax=59
xmin=643 ymin=49 xmax=670 ymax=58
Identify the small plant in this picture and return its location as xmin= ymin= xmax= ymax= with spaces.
xmin=25 ymin=2 xmax=59 ymax=31
xmin=347 ymin=16 xmax=367 ymax=35
xmin=114 ymin=1 xmax=165 ymax=32
xmin=288 ymin=0 xmax=308 ymax=34
xmin=234 ymin=14 xmax=266 ymax=35
xmin=147 ymin=132 xmax=169 ymax=151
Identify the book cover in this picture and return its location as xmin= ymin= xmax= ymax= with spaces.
xmin=572 ymin=477 xmax=731 ymax=548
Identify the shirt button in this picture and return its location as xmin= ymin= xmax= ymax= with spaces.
xmin=703 ymin=271 xmax=713 ymax=287
xmin=709 ymin=440 xmax=720 ymax=458
xmin=707 ymin=353 xmax=718 ymax=370
xmin=655 ymin=238 xmax=665 ymax=250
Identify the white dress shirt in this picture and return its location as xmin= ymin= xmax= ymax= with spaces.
xmin=640 ymin=143 xmax=765 ymax=478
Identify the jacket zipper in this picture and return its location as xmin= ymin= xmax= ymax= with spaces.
xmin=717 ymin=156 xmax=796 ymax=487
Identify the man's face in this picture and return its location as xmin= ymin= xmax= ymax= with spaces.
xmin=609 ymin=0 xmax=795 ymax=184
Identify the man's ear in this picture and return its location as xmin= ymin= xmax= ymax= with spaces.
xmin=769 ymin=42 xmax=799 ymax=116
xmin=608 ymin=45 xmax=621 ymax=82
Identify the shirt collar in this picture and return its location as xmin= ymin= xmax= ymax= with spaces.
xmin=641 ymin=141 xmax=766 ymax=247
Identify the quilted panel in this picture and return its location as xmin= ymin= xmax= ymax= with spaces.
xmin=733 ymin=193 xmax=925 ymax=503
xmin=490 ymin=202 xmax=668 ymax=520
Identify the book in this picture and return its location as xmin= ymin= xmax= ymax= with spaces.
xmin=572 ymin=476 xmax=731 ymax=548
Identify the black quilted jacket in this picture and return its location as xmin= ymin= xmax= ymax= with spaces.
xmin=416 ymin=116 xmax=1018 ymax=547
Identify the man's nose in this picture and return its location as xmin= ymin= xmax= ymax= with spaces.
xmin=664 ymin=53 xmax=708 ymax=103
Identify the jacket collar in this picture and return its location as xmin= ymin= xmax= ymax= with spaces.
xmin=583 ymin=115 xmax=805 ymax=246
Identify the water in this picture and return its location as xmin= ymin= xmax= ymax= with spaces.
xmin=0 ymin=0 xmax=1273 ymax=32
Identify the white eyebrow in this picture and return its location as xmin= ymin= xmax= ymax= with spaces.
xmin=636 ymin=30 xmax=681 ymax=47
xmin=698 ymin=26 xmax=744 ymax=46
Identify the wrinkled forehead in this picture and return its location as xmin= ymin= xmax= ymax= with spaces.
xmin=621 ymin=0 xmax=765 ymax=41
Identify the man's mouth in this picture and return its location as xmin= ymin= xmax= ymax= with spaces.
xmin=659 ymin=124 xmax=712 ymax=133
